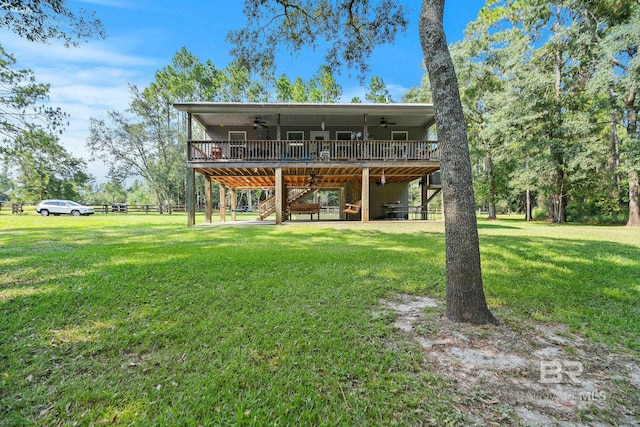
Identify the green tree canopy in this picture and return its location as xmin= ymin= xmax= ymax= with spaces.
xmin=10 ymin=128 xmax=89 ymax=202
xmin=228 ymin=0 xmax=408 ymax=78
xmin=0 ymin=0 xmax=104 ymax=46
xmin=407 ymin=1 xmax=639 ymax=225
xmin=1 ymin=0 xmax=104 ymax=197
xmin=365 ymin=76 xmax=393 ymax=103
xmin=0 ymin=46 xmax=67 ymax=155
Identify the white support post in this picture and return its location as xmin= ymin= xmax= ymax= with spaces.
xmin=204 ymin=176 xmax=212 ymax=224
xmin=362 ymin=167 xmax=370 ymax=223
xmin=275 ymin=167 xmax=283 ymax=224
xmin=231 ymin=189 xmax=237 ymax=221
xmin=220 ymin=184 xmax=227 ymax=222
xmin=187 ymin=167 xmax=195 ymax=226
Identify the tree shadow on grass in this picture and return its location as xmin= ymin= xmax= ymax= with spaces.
xmin=476 ymin=222 xmax=521 ymax=229
xmin=480 ymin=234 xmax=640 ymax=353
xmin=2 ymin=223 xmax=639 ymax=424
xmin=1 ymin=225 xmax=462 ymax=425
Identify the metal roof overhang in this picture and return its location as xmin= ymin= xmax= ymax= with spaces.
xmin=173 ymin=102 xmax=436 ymax=130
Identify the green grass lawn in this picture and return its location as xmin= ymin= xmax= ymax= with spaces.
xmin=1 ymin=212 xmax=639 ymax=425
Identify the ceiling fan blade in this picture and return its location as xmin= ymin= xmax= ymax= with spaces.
xmin=251 ymin=117 xmax=269 ymax=129
xmin=379 ymin=117 xmax=396 ymax=127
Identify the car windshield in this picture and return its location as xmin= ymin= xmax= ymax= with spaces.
xmin=67 ymin=201 xmax=80 ymax=206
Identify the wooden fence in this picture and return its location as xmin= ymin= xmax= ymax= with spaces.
xmin=93 ymin=204 xmax=206 ymax=214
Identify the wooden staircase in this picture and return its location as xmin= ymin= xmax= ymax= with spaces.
xmin=258 ymin=188 xmax=317 ymax=220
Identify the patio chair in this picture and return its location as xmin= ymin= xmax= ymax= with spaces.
xmin=319 ymin=143 xmax=331 ymax=161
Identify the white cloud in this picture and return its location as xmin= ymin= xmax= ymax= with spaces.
xmin=46 ymin=73 xmax=138 ymax=182
xmin=1 ymin=31 xmax=159 ymax=69
xmin=37 ymin=65 xmax=140 ymax=109
xmin=0 ymin=29 xmax=158 ymax=183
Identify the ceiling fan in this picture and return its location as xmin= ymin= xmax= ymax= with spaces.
xmin=251 ymin=117 xmax=268 ymax=129
xmin=308 ymin=171 xmax=323 ymax=187
xmin=379 ymin=117 xmax=396 ymax=128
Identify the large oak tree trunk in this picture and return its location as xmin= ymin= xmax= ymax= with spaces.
xmin=419 ymin=0 xmax=497 ymax=325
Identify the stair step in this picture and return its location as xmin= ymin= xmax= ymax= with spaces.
xmin=257 ymin=188 xmax=318 ymax=220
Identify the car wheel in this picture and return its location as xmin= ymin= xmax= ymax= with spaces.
xmin=71 ymin=210 xmax=80 ymax=217
xmin=40 ymin=209 xmax=49 ymax=216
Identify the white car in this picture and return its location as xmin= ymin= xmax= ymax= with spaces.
xmin=36 ymin=199 xmax=95 ymax=216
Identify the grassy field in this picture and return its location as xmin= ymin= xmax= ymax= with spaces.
xmin=1 ymin=212 xmax=639 ymax=425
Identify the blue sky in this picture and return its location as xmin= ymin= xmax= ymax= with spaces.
xmin=1 ymin=0 xmax=485 ymax=182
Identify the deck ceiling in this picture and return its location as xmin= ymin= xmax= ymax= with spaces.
xmin=174 ymin=102 xmax=436 ymax=130
xmin=194 ymin=165 xmax=441 ymax=190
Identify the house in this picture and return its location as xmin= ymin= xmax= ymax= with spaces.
xmin=174 ymin=102 xmax=442 ymax=225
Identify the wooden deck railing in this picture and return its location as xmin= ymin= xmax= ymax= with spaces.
xmin=188 ymin=140 xmax=440 ymax=162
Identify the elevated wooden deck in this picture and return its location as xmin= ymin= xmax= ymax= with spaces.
xmin=189 ymin=139 xmax=440 ymax=163
xmin=188 ymin=139 xmax=441 ymax=189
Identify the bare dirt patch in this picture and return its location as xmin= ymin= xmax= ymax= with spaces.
xmin=381 ymin=294 xmax=640 ymax=426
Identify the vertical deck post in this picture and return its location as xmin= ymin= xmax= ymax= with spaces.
xmin=186 ymin=112 xmax=195 ymax=226
xmin=352 ymin=177 xmax=361 ymax=220
xmin=231 ymin=189 xmax=237 ymax=221
xmin=276 ymin=114 xmax=281 ymax=140
xmin=220 ymin=184 xmax=227 ymax=222
xmin=283 ymin=183 xmax=288 ymax=221
xmin=275 ymin=167 xmax=283 ymax=224
xmin=362 ymin=167 xmax=370 ymax=223
xmin=204 ymin=176 xmax=212 ymax=223
xmin=421 ymin=174 xmax=428 ymax=220
xmin=363 ymin=114 xmax=368 ymax=141
xmin=187 ymin=167 xmax=195 ymax=226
